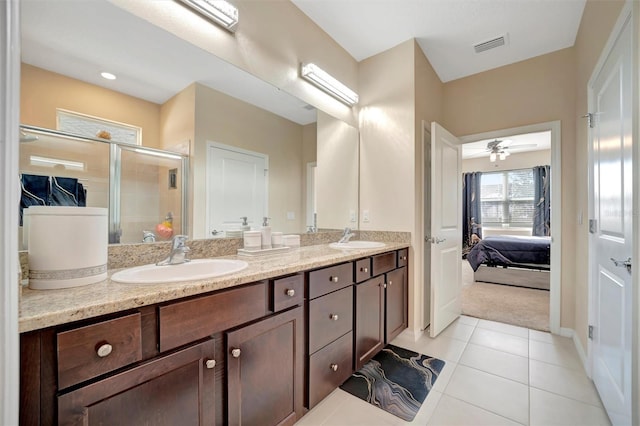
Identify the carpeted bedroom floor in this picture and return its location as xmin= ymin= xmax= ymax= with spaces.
xmin=461 ymin=260 xmax=550 ymax=332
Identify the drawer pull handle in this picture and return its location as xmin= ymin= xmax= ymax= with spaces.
xmin=402 ymin=256 xmax=407 ymax=261
xmin=330 ymin=363 xmax=338 ymax=372
xmin=330 ymin=276 xmax=339 ymax=283
xmin=286 ymin=289 xmax=295 ymax=297
xmin=330 ymin=314 xmax=339 ymax=321
xmin=361 ymin=267 xmax=368 ymax=273
xmin=231 ymin=348 xmax=241 ymax=358
xmin=96 ymin=343 xmax=113 ymax=358
xmin=205 ymin=359 xmax=216 ymax=369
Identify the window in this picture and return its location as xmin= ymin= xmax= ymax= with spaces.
xmin=480 ymin=168 xmax=534 ymax=227
xmin=57 ymin=109 xmax=142 ymax=145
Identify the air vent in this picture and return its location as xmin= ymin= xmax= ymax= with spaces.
xmin=474 ymin=35 xmax=506 ymax=53
xmin=303 ymin=104 xmax=316 ymax=111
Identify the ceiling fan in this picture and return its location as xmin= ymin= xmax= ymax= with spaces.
xmin=467 ymin=139 xmax=538 ymax=162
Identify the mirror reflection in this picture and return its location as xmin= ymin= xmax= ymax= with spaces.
xmin=19 ymin=0 xmax=359 ymax=243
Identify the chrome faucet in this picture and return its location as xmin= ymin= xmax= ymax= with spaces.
xmin=338 ymin=227 xmax=355 ymax=243
xmin=142 ymin=230 xmax=156 ymax=243
xmin=156 ymin=235 xmax=190 ymax=266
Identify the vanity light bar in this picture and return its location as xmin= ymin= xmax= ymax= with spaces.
xmin=178 ymin=0 xmax=239 ymax=32
xmin=300 ymin=63 xmax=359 ymax=106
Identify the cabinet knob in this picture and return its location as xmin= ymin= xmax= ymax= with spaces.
xmin=330 ymin=276 xmax=339 ymax=283
xmin=286 ymin=289 xmax=295 ymax=297
xmin=389 ymin=281 xmax=393 ymax=286
xmin=330 ymin=363 xmax=338 ymax=372
xmin=329 ymin=314 xmax=339 ymax=321
xmin=403 ymin=256 xmax=407 ymax=261
xmin=205 ymin=359 xmax=216 ymax=369
xmin=96 ymin=343 xmax=113 ymax=358
xmin=361 ymin=267 xmax=368 ymax=273
xmin=231 ymin=348 xmax=241 ymax=358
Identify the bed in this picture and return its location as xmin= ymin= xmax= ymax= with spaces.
xmin=466 ymin=235 xmax=551 ymax=290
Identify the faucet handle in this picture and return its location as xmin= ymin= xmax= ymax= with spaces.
xmin=172 ymin=234 xmax=189 ymax=248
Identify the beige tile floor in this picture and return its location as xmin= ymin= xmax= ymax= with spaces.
xmin=295 ymin=316 xmax=611 ymax=426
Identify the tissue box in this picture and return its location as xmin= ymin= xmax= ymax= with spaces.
xmin=25 ymin=206 xmax=108 ymax=290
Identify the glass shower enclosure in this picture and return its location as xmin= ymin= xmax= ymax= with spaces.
xmin=19 ymin=125 xmax=188 ymax=246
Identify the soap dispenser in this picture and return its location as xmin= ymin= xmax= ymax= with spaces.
xmin=240 ymin=216 xmax=250 ymax=231
xmin=261 ymin=217 xmax=272 ymax=249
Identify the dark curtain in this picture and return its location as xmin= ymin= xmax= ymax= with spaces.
xmin=462 ymin=171 xmax=482 ymax=256
xmin=532 ymin=165 xmax=551 ymax=236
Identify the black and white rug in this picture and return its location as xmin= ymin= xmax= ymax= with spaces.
xmin=339 ymin=345 xmax=445 ymax=421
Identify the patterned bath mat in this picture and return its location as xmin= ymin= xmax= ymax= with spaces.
xmin=339 ymin=345 xmax=445 ymax=421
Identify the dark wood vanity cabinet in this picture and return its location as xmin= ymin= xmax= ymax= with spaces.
xmin=227 ymin=306 xmax=304 ymax=426
xmin=20 ymin=251 xmax=408 ymax=425
xmin=58 ymin=339 xmax=216 ymax=425
xmin=354 ymin=251 xmax=409 ymax=370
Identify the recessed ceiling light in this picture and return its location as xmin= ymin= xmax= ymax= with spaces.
xmin=100 ymin=72 xmax=117 ymax=80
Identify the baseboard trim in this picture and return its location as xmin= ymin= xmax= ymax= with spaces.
xmin=559 ymin=327 xmax=588 ymax=372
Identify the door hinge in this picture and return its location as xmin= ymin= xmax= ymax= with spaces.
xmin=588 ymin=219 xmax=597 ymax=234
xmin=588 ymin=325 xmax=594 ymax=340
xmin=582 ymin=113 xmax=595 ymax=128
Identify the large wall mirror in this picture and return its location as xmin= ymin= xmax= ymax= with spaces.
xmin=19 ymin=0 xmax=359 ymax=244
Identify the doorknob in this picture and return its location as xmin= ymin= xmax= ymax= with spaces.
xmin=610 ymin=257 xmax=632 ymax=273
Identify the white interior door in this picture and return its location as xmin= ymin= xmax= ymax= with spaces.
xmin=429 ymin=122 xmax=463 ymax=337
xmin=589 ymin=12 xmax=632 ymax=426
xmin=207 ymin=143 xmax=267 ymax=236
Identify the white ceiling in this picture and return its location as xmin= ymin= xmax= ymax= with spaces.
xmin=291 ymin=0 xmax=586 ymax=82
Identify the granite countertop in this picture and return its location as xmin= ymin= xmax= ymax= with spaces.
xmin=19 ymin=242 xmax=410 ymax=333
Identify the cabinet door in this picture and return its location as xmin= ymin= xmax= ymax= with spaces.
xmin=227 ymin=306 xmax=304 ymax=426
xmin=58 ymin=339 xmax=216 ymax=425
xmin=386 ymin=267 xmax=408 ymax=343
xmin=355 ymin=275 xmax=384 ymax=370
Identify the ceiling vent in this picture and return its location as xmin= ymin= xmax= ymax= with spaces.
xmin=303 ymin=104 xmax=316 ymax=111
xmin=474 ymin=35 xmax=507 ymax=53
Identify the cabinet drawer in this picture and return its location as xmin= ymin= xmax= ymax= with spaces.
xmin=308 ymin=331 xmax=353 ymax=408
xmin=397 ymin=249 xmax=409 ymax=267
xmin=308 ymin=262 xmax=353 ymax=299
xmin=354 ymin=258 xmax=371 ymax=283
xmin=309 ymin=286 xmax=353 ymax=354
xmin=271 ymin=274 xmax=304 ymax=312
xmin=159 ymin=282 xmax=268 ymax=352
xmin=372 ymin=252 xmax=396 ymax=276
xmin=57 ymin=313 xmax=142 ymax=390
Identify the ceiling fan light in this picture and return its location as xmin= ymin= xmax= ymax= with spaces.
xmin=490 ymin=152 xmax=497 ymax=162
xmin=499 ymin=152 xmax=507 ymax=161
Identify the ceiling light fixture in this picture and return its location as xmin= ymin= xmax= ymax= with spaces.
xmin=489 ymin=152 xmax=497 ymax=162
xmin=100 ymin=72 xmax=116 ymax=80
xmin=300 ymin=63 xmax=359 ymax=106
xmin=178 ymin=0 xmax=239 ymax=32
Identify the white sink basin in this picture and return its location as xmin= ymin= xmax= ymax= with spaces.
xmin=329 ymin=241 xmax=386 ymax=250
xmin=111 ymin=259 xmax=249 ymax=284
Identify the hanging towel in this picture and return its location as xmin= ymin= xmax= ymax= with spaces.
xmin=77 ymin=182 xmax=87 ymax=207
xmin=50 ymin=176 xmax=79 ymax=206
xmin=20 ymin=174 xmax=49 ymax=226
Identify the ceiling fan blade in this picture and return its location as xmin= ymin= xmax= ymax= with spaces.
xmin=507 ymin=143 xmax=538 ymax=150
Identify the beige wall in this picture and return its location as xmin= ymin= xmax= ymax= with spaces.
xmin=316 ymin=111 xmax=358 ymax=230
xmin=302 ymin=122 xmax=317 ymax=230
xmin=443 ymin=47 xmax=577 ymax=330
xmin=359 ymin=39 xmax=445 ymax=333
xmin=462 ymin=149 xmax=551 ymax=173
xmin=20 ymin=64 xmax=161 ymax=148
xmin=192 ymin=83 xmax=305 ymax=238
xmin=573 ymin=0 xmax=626 ymax=350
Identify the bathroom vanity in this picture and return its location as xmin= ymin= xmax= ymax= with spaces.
xmin=19 ymin=243 xmax=409 ymax=425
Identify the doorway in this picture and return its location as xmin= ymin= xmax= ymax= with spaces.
xmin=206 ymin=142 xmax=268 ymax=237
xmin=460 ymin=121 xmax=562 ymax=334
